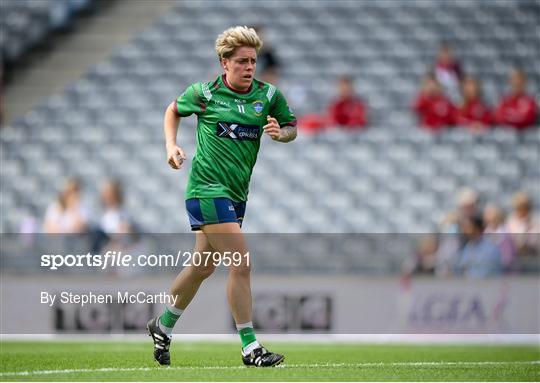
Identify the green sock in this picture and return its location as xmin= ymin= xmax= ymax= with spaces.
xmin=159 ymin=306 xmax=183 ymax=329
xmin=238 ymin=326 xmax=257 ymax=348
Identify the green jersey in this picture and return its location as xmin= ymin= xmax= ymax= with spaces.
xmin=175 ymin=75 xmax=296 ymax=202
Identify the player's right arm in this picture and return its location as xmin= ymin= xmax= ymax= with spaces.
xmin=164 ymin=84 xmax=205 ymax=169
xmin=163 ymin=101 xmax=186 ymax=170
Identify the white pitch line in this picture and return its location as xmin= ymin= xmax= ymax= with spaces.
xmin=0 ymin=361 xmax=538 ymax=377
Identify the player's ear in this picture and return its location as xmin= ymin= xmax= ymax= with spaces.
xmin=221 ymin=57 xmax=227 ymax=71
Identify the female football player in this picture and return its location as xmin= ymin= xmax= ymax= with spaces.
xmin=147 ymin=26 xmax=297 ymax=367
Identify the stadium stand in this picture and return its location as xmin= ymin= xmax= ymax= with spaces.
xmin=1 ymin=0 xmax=96 ymax=65
xmin=1 ymin=0 xmax=539 ymax=242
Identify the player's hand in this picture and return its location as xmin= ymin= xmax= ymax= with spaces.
xmin=263 ymin=116 xmax=281 ymax=141
xmin=166 ymin=144 xmax=186 ymax=170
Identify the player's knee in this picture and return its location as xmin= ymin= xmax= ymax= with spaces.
xmin=193 ymin=264 xmax=216 ymax=280
xmin=229 ymin=263 xmax=251 ymax=278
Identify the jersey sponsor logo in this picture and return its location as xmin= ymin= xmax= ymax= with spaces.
xmin=252 ymin=100 xmax=264 ymax=116
xmin=212 ymin=99 xmax=230 ymax=107
xmin=217 ymin=122 xmax=260 ymax=141
xmin=212 ymin=99 xmax=231 ymax=112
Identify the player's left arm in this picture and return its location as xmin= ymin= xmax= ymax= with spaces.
xmin=264 ymin=88 xmax=297 ymax=143
xmin=278 ymin=123 xmax=297 ymax=143
xmin=263 ymin=116 xmax=297 ymax=142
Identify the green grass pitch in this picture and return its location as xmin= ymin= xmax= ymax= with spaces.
xmin=1 ymin=341 xmax=538 ymax=381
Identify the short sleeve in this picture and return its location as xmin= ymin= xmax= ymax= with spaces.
xmin=175 ymin=84 xmax=205 ymax=117
xmin=270 ymin=88 xmax=297 ymax=128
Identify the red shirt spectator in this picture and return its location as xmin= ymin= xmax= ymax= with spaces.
xmin=457 ymin=100 xmax=492 ymax=126
xmin=456 ymin=77 xmax=492 ymax=130
xmin=300 ymin=75 xmax=367 ymax=134
xmin=495 ymin=95 xmax=537 ymax=130
xmin=328 ymin=75 xmax=367 ymax=128
xmin=413 ymin=73 xmax=455 ymax=131
xmin=329 ymin=97 xmax=367 ymax=128
xmin=494 ymin=69 xmax=538 ymax=130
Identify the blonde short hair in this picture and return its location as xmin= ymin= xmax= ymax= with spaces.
xmin=215 ymin=26 xmax=262 ymax=60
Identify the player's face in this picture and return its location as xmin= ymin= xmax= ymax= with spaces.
xmin=222 ymin=47 xmax=257 ymax=91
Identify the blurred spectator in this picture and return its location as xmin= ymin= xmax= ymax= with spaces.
xmin=456 ymin=215 xmax=502 ymax=278
xmin=252 ymin=26 xmax=308 ymax=118
xmin=434 ymin=43 xmax=463 ymax=102
xmin=43 ymin=178 xmax=90 ymax=233
xmin=253 ymin=26 xmax=281 ymax=80
xmin=456 ymin=188 xmax=480 ymax=219
xmin=505 ymin=192 xmax=540 ymax=256
xmin=299 ymin=75 xmax=367 ymax=133
xmin=484 ymin=203 xmax=508 ymax=234
xmin=97 ymin=180 xmax=142 ymax=274
xmin=410 ymin=235 xmax=438 ymax=275
xmin=506 ymin=192 xmax=540 ymax=233
xmin=439 ymin=188 xmax=479 ymax=233
xmin=99 ymin=179 xmax=132 ymax=234
xmin=328 ymin=75 xmax=367 ymax=129
xmin=455 ymin=76 xmax=492 ymax=132
xmin=494 ymin=69 xmax=538 ymax=130
xmin=439 ymin=211 xmax=460 ymax=234
xmin=436 ymin=188 xmax=480 ymax=276
xmin=413 ymin=73 xmax=456 ymax=131
xmin=483 ymin=203 xmax=516 ymax=270
xmin=434 ymin=233 xmax=460 ymax=277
